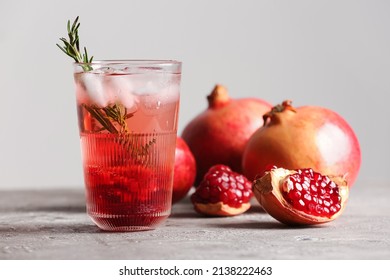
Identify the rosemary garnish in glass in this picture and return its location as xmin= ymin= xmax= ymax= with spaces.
xmin=56 ymin=16 xmax=93 ymax=71
xmin=57 ymin=17 xmax=155 ymax=161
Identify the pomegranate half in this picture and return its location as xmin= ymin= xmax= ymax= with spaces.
xmin=242 ymin=100 xmax=361 ymax=187
xmin=253 ymin=167 xmax=349 ymax=225
xmin=182 ymin=84 xmax=272 ymax=185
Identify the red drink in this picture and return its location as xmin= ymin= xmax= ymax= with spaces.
xmin=74 ymin=61 xmax=181 ymax=231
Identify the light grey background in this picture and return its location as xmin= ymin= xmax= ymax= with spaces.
xmin=0 ymin=0 xmax=389 ymax=189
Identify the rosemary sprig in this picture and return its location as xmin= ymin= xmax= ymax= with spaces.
xmin=83 ymin=103 xmax=132 ymax=135
xmin=84 ymin=103 xmax=155 ymax=164
xmin=56 ymin=16 xmax=93 ymax=70
xmin=82 ymin=104 xmax=119 ymax=134
xmin=57 ymin=17 xmax=156 ymax=162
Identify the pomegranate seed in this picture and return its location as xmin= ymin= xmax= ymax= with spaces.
xmin=330 ymin=205 xmax=338 ymax=214
xmin=323 ymin=207 xmax=330 ymax=215
xmin=332 ymin=195 xmax=341 ymax=204
xmin=199 ymin=186 xmax=210 ymax=200
xmin=328 ymin=181 xmax=337 ymax=189
xmin=315 ymin=205 xmax=323 ymax=214
xmin=287 ymin=190 xmax=301 ymax=200
xmin=296 ymin=199 xmax=306 ymax=211
xmin=265 ymin=164 xmax=278 ymax=172
xmin=209 ymin=186 xmax=221 ymax=203
xmin=295 ymin=183 xmax=303 ymax=191
xmin=303 ymin=181 xmax=311 ymax=190
xmin=308 ymin=203 xmax=316 ymax=212
xmin=281 ymin=168 xmax=342 ymax=218
xmin=221 ymin=192 xmax=229 ymax=204
xmin=221 ymin=181 xmax=229 ymax=190
xmin=228 ymin=189 xmax=236 ymax=200
xmin=303 ymin=193 xmax=312 ymax=202
xmin=221 ymin=175 xmax=229 ymax=182
xmin=242 ymin=190 xmax=251 ymax=199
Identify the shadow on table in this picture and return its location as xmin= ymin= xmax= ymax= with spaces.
xmin=169 ymin=211 xmax=199 ymax=219
xmin=215 ymin=221 xmax=288 ymax=230
xmin=214 ymin=220 xmax=328 ymax=230
xmin=170 ymin=200 xmax=267 ymax=218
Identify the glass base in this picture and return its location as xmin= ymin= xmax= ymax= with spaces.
xmin=88 ymin=212 xmax=169 ymax=232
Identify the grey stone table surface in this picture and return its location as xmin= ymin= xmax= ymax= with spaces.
xmin=0 ymin=182 xmax=389 ymax=260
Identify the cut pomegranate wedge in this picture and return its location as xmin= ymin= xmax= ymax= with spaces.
xmin=191 ymin=164 xmax=252 ymax=216
xmin=252 ymin=167 xmax=349 ymax=225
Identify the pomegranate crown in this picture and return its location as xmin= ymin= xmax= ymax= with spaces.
xmin=207 ymin=84 xmax=230 ymax=108
xmin=263 ymin=100 xmax=296 ymax=124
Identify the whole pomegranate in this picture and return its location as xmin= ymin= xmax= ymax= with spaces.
xmin=182 ymin=84 xmax=272 ymax=185
xmin=242 ymin=100 xmax=361 ymax=187
xmin=172 ymin=137 xmax=196 ymax=203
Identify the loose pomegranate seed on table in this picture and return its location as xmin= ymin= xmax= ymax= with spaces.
xmin=281 ymin=168 xmax=341 ymax=218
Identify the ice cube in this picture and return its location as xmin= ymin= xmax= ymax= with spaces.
xmin=138 ymin=94 xmax=161 ymax=115
xmin=74 ymin=73 xmax=89 ymax=103
xmin=80 ymin=73 xmax=112 ymax=107
xmin=130 ymin=72 xmax=170 ymax=96
xmin=138 ymin=85 xmax=179 ymax=116
xmin=108 ymin=75 xmax=137 ymax=109
xmin=133 ymin=80 xmax=159 ymax=96
xmin=159 ymin=84 xmax=180 ymax=104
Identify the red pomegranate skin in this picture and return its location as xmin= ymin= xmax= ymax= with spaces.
xmin=242 ymin=103 xmax=361 ymax=187
xmin=172 ymin=137 xmax=197 ymax=203
xmin=182 ymin=85 xmax=272 ymax=185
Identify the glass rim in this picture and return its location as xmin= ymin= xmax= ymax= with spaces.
xmin=74 ymin=59 xmax=181 ymax=66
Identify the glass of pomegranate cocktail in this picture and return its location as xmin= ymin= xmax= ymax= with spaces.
xmin=58 ymin=17 xmax=181 ymax=231
xmin=74 ymin=60 xmax=181 ymax=231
